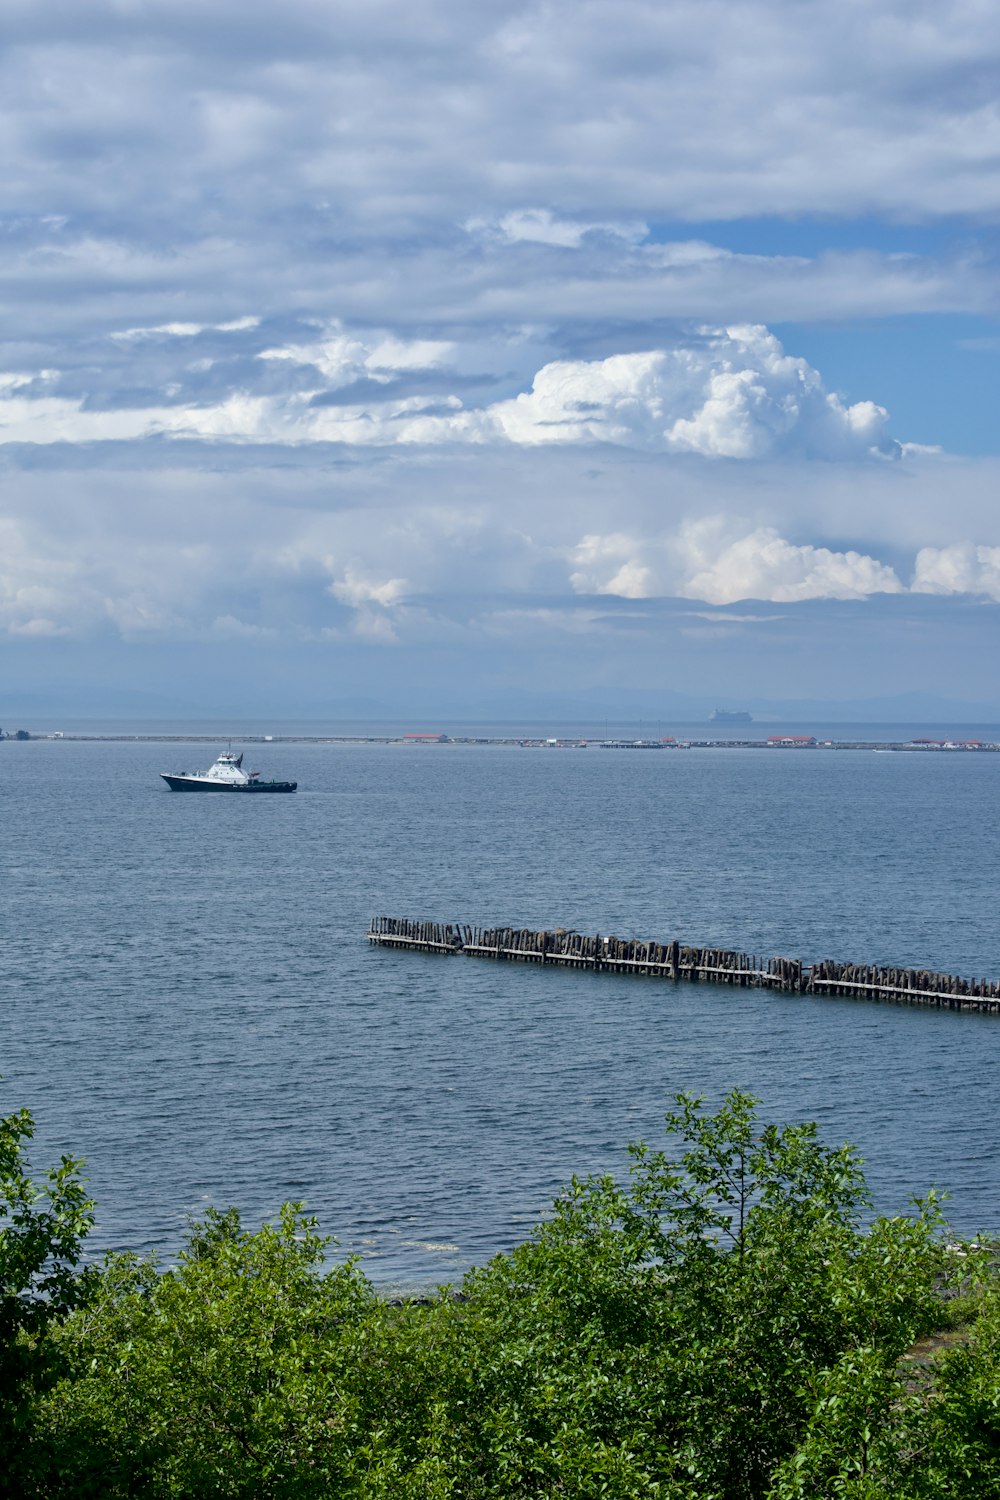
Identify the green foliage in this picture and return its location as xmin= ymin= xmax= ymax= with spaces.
xmin=7 ymin=1088 xmax=991 ymax=1498
xmin=872 ymin=1264 xmax=1000 ymax=1499
xmin=36 ymin=1204 xmax=376 ymax=1497
xmin=767 ymin=1344 xmax=907 ymax=1499
xmin=0 ymin=1095 xmax=94 ymax=1483
xmin=454 ymin=1091 xmax=950 ymax=1499
xmin=0 ymin=1101 xmax=94 ymax=1333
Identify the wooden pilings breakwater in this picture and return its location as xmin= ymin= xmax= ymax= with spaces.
xmin=366 ymin=916 xmax=1000 ymax=1014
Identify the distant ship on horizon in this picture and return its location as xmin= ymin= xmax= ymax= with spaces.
xmin=709 ymin=709 xmax=753 ymax=724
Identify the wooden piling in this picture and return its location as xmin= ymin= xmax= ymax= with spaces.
xmin=366 ymin=917 xmax=1000 ymax=1015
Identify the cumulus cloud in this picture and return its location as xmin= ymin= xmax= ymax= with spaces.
xmin=570 ymin=534 xmax=659 ymax=599
xmin=677 ymin=522 xmax=904 ymax=604
xmin=5 ymin=443 xmax=1000 ymax=675
xmin=1 ymin=0 xmax=999 ymax=704
xmin=482 ymin=328 xmax=900 ymax=458
xmin=0 ymin=323 xmax=902 ymax=461
xmin=912 ymin=543 xmax=1000 ymax=599
xmin=570 ymin=519 xmax=904 ymax=604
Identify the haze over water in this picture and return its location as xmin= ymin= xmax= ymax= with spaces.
xmin=4 ymin=728 xmax=1000 ymax=1287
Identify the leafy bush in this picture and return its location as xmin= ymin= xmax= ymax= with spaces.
xmin=0 ymin=1096 xmax=94 ymax=1481
xmin=4 ymin=1090 xmax=986 ymax=1498
xmin=448 ymin=1091 xmax=951 ymax=1498
xmin=35 ymin=1204 xmax=376 ymax=1498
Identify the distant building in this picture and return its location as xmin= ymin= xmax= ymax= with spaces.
xmin=767 ymin=735 xmax=817 ymax=747
xmin=403 ymin=732 xmax=448 ymax=743
xmin=599 ymin=739 xmax=666 ymax=749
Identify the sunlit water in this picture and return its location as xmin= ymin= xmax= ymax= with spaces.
xmin=3 ymin=735 xmax=1000 ymax=1287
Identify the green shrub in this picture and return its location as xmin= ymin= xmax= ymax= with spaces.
xmin=6 ymin=1090 xmax=981 ymax=1498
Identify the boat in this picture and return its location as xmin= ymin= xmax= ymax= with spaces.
xmin=709 ymin=709 xmax=753 ymax=724
xmin=160 ymin=750 xmax=297 ymax=793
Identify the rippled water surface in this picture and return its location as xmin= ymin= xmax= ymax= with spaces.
xmin=4 ymin=736 xmax=1000 ymax=1285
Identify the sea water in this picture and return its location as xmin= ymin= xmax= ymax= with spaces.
xmin=3 ymin=732 xmax=1000 ymax=1286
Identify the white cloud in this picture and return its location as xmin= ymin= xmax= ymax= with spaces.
xmin=0 ymin=324 xmax=899 ymax=461
xmin=329 ymin=569 xmax=410 ymax=608
xmin=912 ymin=543 xmax=1000 ymax=599
xmin=570 ymin=519 xmax=904 ymax=604
xmin=258 ymin=326 xmax=454 ymax=386
xmin=570 ymin=534 xmax=658 ymax=599
xmin=468 ymin=208 xmax=648 ymax=247
xmin=5 ymin=444 xmax=1000 ymax=667
xmin=365 ymin=337 xmax=455 ymax=373
xmin=115 ymin=323 xmax=203 ymax=341
xmin=4 ymin=2 xmax=1000 ymax=239
xmin=0 ymin=4 xmax=997 ymax=367
xmin=483 ymin=326 xmax=900 ymax=459
xmin=649 ymin=241 xmax=734 ymax=269
xmin=1 ymin=0 xmax=999 ymax=707
xmin=677 ymin=522 xmax=904 ymax=604
xmin=111 ymin=316 xmax=261 ymax=342
xmin=0 ymin=370 xmax=58 ymax=393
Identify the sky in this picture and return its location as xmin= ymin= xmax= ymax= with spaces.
xmin=3 ymin=0 xmax=1000 ymax=721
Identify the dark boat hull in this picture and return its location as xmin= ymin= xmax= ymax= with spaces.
xmin=160 ymin=775 xmax=297 ymax=793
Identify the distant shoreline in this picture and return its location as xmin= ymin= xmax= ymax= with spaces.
xmin=6 ymin=733 xmax=1000 ymax=753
